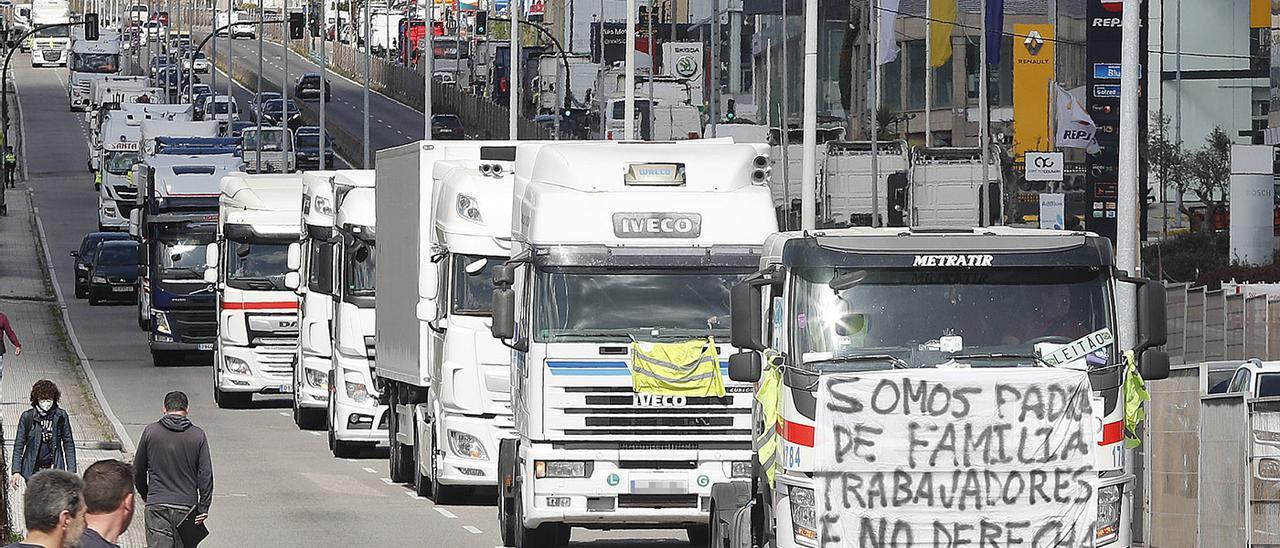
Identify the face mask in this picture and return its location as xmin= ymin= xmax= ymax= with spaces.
xmin=37 ymin=400 xmax=53 ymax=412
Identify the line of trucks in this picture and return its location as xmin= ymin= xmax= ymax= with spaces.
xmin=71 ymin=19 xmax=1171 ymax=548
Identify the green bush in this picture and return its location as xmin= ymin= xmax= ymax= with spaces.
xmin=1141 ymin=231 xmax=1229 ymax=283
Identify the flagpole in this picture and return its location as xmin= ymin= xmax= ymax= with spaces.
xmin=780 ymin=0 xmax=792 ymax=228
xmin=870 ymin=0 xmax=880 ymax=227
xmin=924 ymin=0 xmax=931 ymax=147
xmin=624 ymin=0 xmax=636 ymax=140
xmin=979 ymin=0 xmax=991 ymax=227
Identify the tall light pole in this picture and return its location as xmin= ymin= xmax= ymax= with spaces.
xmin=362 ymin=0 xmax=370 ymax=166
xmin=225 ymin=0 xmax=232 ymax=114
xmin=623 ymin=0 xmax=634 ymax=140
xmin=510 ymin=0 xmax=520 ymax=140
xmin=319 ymin=0 xmax=327 ymax=169
xmin=256 ymin=3 xmax=264 ymax=172
xmin=799 ymin=0 xmax=817 ymax=230
xmin=423 ymin=0 xmax=432 ymax=140
xmin=282 ymin=0 xmax=290 ymax=170
xmin=1116 ymin=0 xmax=1141 ymax=346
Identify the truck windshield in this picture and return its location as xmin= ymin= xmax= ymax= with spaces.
xmin=210 ymin=101 xmax=235 ymax=114
xmin=1260 ymin=373 xmax=1280 ymax=397
xmin=35 ymin=26 xmax=69 ymax=38
xmin=452 ymin=254 xmax=501 ymax=316
xmin=242 ymin=129 xmax=286 ymax=151
xmin=226 ymin=240 xmax=288 ymax=290
xmin=344 ymin=239 xmax=375 ymax=301
xmin=533 ymin=268 xmax=750 ymax=342
xmin=103 ymin=150 xmax=140 ymax=175
xmin=157 ymin=237 xmax=210 ymax=279
xmin=790 ymin=267 xmax=1112 ymax=369
xmin=72 ymin=53 xmax=119 ymax=73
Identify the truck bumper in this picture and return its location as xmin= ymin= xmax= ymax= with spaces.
xmin=331 ymin=393 xmax=388 ymax=444
xmin=518 ymin=443 xmax=751 ymax=529
xmin=431 ymin=414 xmax=514 ymax=487
xmin=98 ymin=202 xmax=129 ymax=230
xmin=150 ymin=338 xmax=214 ymax=353
xmin=295 ymin=355 xmax=330 ymax=409
xmin=217 ymin=345 xmax=295 ymax=394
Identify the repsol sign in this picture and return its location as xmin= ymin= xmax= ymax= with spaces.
xmin=633 ymin=394 xmax=688 ymax=407
xmin=612 ymin=213 xmax=702 ymax=238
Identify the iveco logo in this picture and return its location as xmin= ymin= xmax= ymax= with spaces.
xmin=633 ymin=394 xmax=687 ymax=407
xmin=912 ymin=254 xmax=995 ymax=267
xmin=613 ymin=213 xmax=702 ymax=239
xmin=639 ymin=168 xmax=674 ymax=176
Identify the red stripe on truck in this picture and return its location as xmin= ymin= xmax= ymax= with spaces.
xmin=778 ymin=418 xmax=815 ymax=447
xmin=1099 ymin=420 xmax=1123 ymax=446
xmin=221 ymin=301 xmax=298 ymax=310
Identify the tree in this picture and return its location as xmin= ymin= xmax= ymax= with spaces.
xmin=1185 ymin=127 xmax=1232 ymax=233
xmin=1145 ymin=114 xmax=1190 ymax=226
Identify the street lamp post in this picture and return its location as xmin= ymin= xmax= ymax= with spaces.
xmin=362 ymin=0 xmax=370 ymax=167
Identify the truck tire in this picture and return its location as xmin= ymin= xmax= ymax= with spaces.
xmin=428 ymin=428 xmax=468 ymax=504
xmin=292 ymin=371 xmax=324 ymax=430
xmin=412 ymin=426 xmax=430 ymax=497
xmin=497 ymin=439 xmax=519 ymax=546
xmin=513 ymin=482 xmax=561 ymax=548
xmin=387 ymin=391 xmax=414 ymax=483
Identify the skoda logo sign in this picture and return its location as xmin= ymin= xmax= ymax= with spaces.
xmin=675 ymin=55 xmax=698 ymax=79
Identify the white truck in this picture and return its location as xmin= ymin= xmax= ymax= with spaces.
xmin=907 ymin=147 xmax=1003 ymax=228
xmin=293 ymin=170 xmax=340 ymax=429
xmin=293 ymin=170 xmax=387 ymax=458
xmin=68 ymin=30 xmax=122 ymax=111
xmin=376 ymin=141 xmax=519 ymax=501
xmin=216 ymin=10 xmax=255 ymax=39
xmin=708 ymin=227 xmax=1171 ymax=548
xmin=601 ymin=97 xmax=702 ymax=141
xmin=535 ymin=54 xmax=599 ymax=114
xmin=487 ymin=141 xmax=778 ymax=547
xmin=206 ymin=173 xmax=304 ymax=407
xmin=241 ymin=126 xmax=296 ymax=174
xmin=29 ymin=0 xmax=70 ymax=67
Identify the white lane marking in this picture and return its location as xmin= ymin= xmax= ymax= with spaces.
xmin=462 ymin=526 xmax=482 ymax=535
xmin=362 ymin=467 xmax=377 ymax=474
xmin=380 ymin=477 xmax=394 ymax=485
xmin=434 ymin=507 xmax=457 ymax=519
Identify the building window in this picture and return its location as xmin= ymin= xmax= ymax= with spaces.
xmin=905 ymin=39 xmax=953 ymax=110
xmin=881 ymin=52 xmax=902 ymax=111
xmin=964 ymin=37 xmax=1014 ymax=107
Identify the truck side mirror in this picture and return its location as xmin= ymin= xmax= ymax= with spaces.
xmin=205 ymin=242 xmax=219 ymax=269
xmin=284 ymin=271 xmax=300 ymax=290
xmin=1139 ymin=349 xmax=1170 ymax=381
xmin=730 ymin=282 xmax=765 ymax=351
xmin=728 ymin=352 xmax=762 ymax=383
xmin=1136 ymin=278 xmax=1168 ymax=353
xmin=128 ymin=210 xmax=141 ymax=237
xmin=493 ymin=263 xmax=514 ymax=286
xmin=491 ymin=287 xmax=516 ymax=340
xmin=287 ymin=241 xmax=301 ymax=270
xmin=70 ymin=250 xmax=79 ymax=257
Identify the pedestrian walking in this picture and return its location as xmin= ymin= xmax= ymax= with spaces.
xmin=134 ymin=391 xmax=213 ymax=548
xmin=81 ymin=460 xmax=136 ymax=548
xmin=0 ymin=309 xmax=23 ymax=385
xmin=11 ymin=380 xmax=77 ymax=490
xmin=4 ymin=145 xmax=17 ymax=188
xmin=2 ymin=470 xmax=87 ymax=548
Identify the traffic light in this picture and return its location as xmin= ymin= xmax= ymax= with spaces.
xmin=289 ymin=12 xmax=305 ymax=40
xmin=85 ymin=12 xmax=99 ymax=41
xmin=474 ymin=11 xmax=488 ymax=35
xmin=725 ymin=98 xmax=736 ymax=122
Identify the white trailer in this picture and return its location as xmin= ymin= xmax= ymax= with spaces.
xmin=206 ymin=173 xmax=304 ymax=407
xmin=535 ymin=54 xmax=599 ymax=113
xmin=908 ymin=147 xmax=1003 ymax=228
xmin=376 ymin=141 xmax=519 ymax=501
xmin=488 ymin=141 xmax=778 ymax=547
xmin=819 ymin=140 xmax=910 ymax=227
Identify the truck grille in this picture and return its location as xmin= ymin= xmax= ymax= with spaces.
xmin=41 ymin=50 xmax=62 ymax=62
xmin=169 ymin=310 xmax=216 ymax=342
xmin=112 ymin=185 xmax=138 ymax=201
xmin=617 ymin=495 xmax=699 ymax=509
xmin=544 ymin=367 xmax=752 ymax=440
xmin=255 ymin=346 xmax=297 ymax=379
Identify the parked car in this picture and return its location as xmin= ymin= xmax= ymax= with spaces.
xmin=86 ymin=240 xmax=141 ymax=306
xmin=431 ymin=114 xmax=464 ymax=140
xmin=1219 ymin=358 xmax=1280 ymax=398
xmin=71 ymin=232 xmax=133 ymax=299
xmin=294 ymin=73 xmax=331 ymax=102
xmin=293 ymin=126 xmax=334 ymax=170
xmin=247 ymin=91 xmax=281 ymax=122
xmin=258 ymin=98 xmax=302 ymax=130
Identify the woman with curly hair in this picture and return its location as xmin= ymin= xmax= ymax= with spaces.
xmin=10 ymin=379 xmax=76 ymax=489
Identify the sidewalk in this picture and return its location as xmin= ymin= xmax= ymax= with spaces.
xmin=0 ymin=187 xmax=147 ymax=545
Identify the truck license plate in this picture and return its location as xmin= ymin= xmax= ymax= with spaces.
xmin=197 ymin=344 xmax=214 ymax=351
xmin=630 ymin=478 xmax=687 ymax=494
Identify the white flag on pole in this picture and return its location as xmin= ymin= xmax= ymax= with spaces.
xmin=1054 ymin=83 xmax=1099 ymax=153
xmin=878 ymin=0 xmax=901 ymax=65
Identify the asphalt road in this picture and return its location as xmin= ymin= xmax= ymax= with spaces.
xmin=14 ymin=52 xmax=690 ymax=546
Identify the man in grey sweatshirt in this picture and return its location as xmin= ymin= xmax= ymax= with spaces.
xmin=133 ymin=391 xmax=213 ymax=548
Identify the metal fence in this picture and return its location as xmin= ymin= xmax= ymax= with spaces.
xmin=1163 ymin=284 xmax=1280 ymax=365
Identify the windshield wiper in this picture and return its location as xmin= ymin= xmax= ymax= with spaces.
xmin=948 ymin=353 xmax=1052 ymax=367
xmin=804 ymin=354 xmax=911 ymax=370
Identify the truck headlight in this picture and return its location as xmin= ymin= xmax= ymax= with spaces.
xmin=152 ymin=310 xmax=172 ymax=335
xmin=789 ymin=485 xmax=817 ymax=542
xmin=1260 ymin=458 xmax=1280 ymax=480
xmin=305 ymin=368 xmax=328 ymax=390
xmin=224 ymin=356 xmax=250 ymax=375
xmin=447 ymin=430 xmax=489 ymax=460
xmin=343 ymin=369 xmax=369 ymax=403
xmin=456 ymin=193 xmax=482 ymax=224
xmin=534 ymin=460 xmax=589 ymax=478
xmin=91 ymin=275 xmax=108 ymax=284
xmin=730 ymin=461 xmax=753 ymax=478
xmin=1096 ymin=484 xmax=1122 ymax=544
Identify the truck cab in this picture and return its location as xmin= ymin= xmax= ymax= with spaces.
xmin=29 ymin=0 xmax=70 ymax=67
xmin=293 ymin=170 xmax=340 ymax=428
xmin=241 ymin=126 xmax=296 ymax=174
xmin=488 ymin=141 xmax=778 ymax=547
xmin=710 ymin=227 xmax=1171 ymax=548
xmin=207 ymin=173 xmax=304 ymax=408
xmin=94 ymin=105 xmax=193 ymax=230
xmin=68 ymin=30 xmax=122 ymax=111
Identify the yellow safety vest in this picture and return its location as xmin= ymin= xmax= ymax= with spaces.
xmin=1122 ymin=350 xmax=1150 ymax=448
xmin=754 ymin=352 xmax=783 ymax=486
xmin=630 ymin=337 xmax=726 ymax=397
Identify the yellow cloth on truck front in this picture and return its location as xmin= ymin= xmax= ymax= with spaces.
xmin=630 ymin=337 xmax=726 ymax=398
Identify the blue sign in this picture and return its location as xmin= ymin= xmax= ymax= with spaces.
xmin=1093 ymin=63 xmax=1121 ymax=80
xmin=1092 ymin=84 xmax=1121 ymax=98
xmin=494 ymin=0 xmax=509 ymax=13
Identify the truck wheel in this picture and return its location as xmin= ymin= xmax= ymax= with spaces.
xmin=387 ymin=393 xmax=414 ymax=483
xmin=513 ymin=483 xmax=560 ymax=548
xmin=497 ymin=438 xmax=518 ymax=546
xmin=412 ymin=427 xmax=430 ymax=497
xmin=429 ymin=429 xmax=468 ymax=504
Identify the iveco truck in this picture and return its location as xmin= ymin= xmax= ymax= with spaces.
xmin=488 ymin=141 xmax=779 ymax=547
xmin=207 ymin=173 xmax=304 ymax=408
xmin=709 ymin=227 xmax=1171 ymax=548
xmin=376 ymin=141 xmax=518 ymax=502
xmin=94 ymin=104 xmax=194 ymax=230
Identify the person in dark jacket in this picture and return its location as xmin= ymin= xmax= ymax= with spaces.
xmin=10 ymin=380 xmax=76 ymax=490
xmin=134 ymin=391 xmax=213 ymax=548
